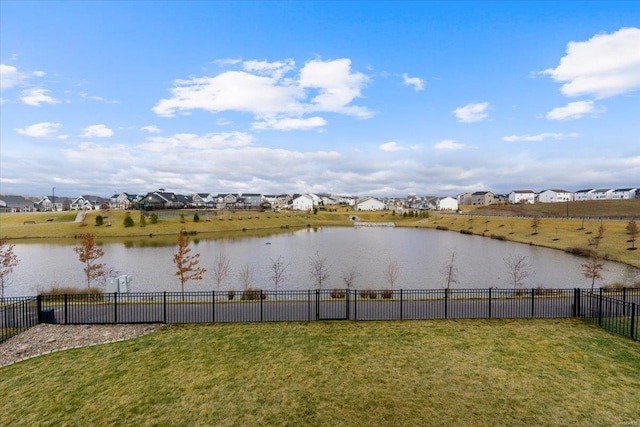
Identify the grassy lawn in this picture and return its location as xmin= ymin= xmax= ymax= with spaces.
xmin=1 ymin=320 xmax=639 ymax=426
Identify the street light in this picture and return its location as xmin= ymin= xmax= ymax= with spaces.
xmin=52 ymin=187 xmax=56 ymax=212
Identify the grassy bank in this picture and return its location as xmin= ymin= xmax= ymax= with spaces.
xmin=1 ymin=320 xmax=638 ymax=426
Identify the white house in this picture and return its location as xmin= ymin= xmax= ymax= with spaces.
xmin=508 ymin=190 xmax=536 ymax=204
xmin=356 ymin=197 xmax=386 ymax=211
xmin=538 ymin=189 xmax=573 ymax=203
xmin=574 ymin=189 xmax=595 ymax=201
xmin=436 ymin=197 xmax=458 ymax=211
xmin=291 ymin=194 xmax=315 ymax=211
xmin=610 ymin=188 xmax=638 ymax=200
xmin=591 ymin=189 xmax=613 ymax=200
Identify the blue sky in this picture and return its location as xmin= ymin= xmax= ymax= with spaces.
xmin=1 ymin=1 xmax=639 ymax=198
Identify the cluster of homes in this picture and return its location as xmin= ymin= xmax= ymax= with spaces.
xmin=0 ymin=187 xmax=637 ymax=214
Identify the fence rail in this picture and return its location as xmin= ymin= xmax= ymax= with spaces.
xmin=2 ymin=288 xmax=639 ymax=343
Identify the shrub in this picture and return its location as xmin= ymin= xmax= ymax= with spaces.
xmin=227 ymin=290 xmax=235 ymax=300
xmin=193 ymin=213 xmax=200 ymax=223
xmin=330 ymin=289 xmax=346 ymax=299
xmin=240 ymin=288 xmax=266 ymax=301
xmin=359 ymin=289 xmax=378 ymax=299
xmin=381 ymin=289 xmax=393 ymax=299
xmin=150 ymin=213 xmax=158 ymax=224
xmin=123 ymin=213 xmax=134 ymax=227
xmin=460 ymin=229 xmax=473 ymax=235
xmin=95 ymin=215 xmax=104 ymax=226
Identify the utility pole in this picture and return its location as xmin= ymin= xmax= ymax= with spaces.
xmin=52 ymin=187 xmax=56 ymax=212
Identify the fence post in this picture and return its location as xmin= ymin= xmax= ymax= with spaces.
xmin=212 ymin=291 xmax=215 ymax=323
xmin=113 ymin=292 xmax=118 ymax=324
xmin=630 ymin=303 xmax=637 ymax=341
xmin=64 ymin=294 xmax=68 ymax=325
xmin=315 ymin=289 xmax=319 ymax=321
xmin=354 ymin=289 xmax=358 ymax=321
xmin=573 ymin=289 xmax=579 ymax=318
xmin=488 ymin=288 xmax=492 ymax=318
xmin=307 ymin=289 xmax=311 ymax=322
xmin=400 ymin=289 xmax=403 ymax=320
xmin=598 ymin=288 xmax=603 ymax=327
xmin=623 ymin=287 xmax=627 ymax=317
xmin=444 ymin=289 xmax=448 ymax=319
xmin=260 ymin=290 xmax=264 ymax=322
xmin=346 ymin=288 xmax=351 ymax=320
xmin=36 ymin=295 xmax=42 ymax=323
xmin=531 ymin=288 xmax=535 ymax=318
xmin=163 ymin=292 xmax=167 ymax=324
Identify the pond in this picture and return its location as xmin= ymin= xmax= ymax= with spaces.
xmin=5 ymin=227 xmax=638 ymax=297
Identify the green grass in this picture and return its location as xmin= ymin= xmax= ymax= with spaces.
xmin=1 ymin=320 xmax=639 ymax=426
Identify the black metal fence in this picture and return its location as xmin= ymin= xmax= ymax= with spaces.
xmin=1 ymin=288 xmax=639 ymax=343
xmin=0 ymin=297 xmax=38 ymax=343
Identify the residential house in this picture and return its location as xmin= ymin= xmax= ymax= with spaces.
xmin=263 ymin=194 xmax=291 ymax=210
xmin=355 ymin=197 xmax=386 ymax=211
xmin=241 ymin=193 xmax=263 ymax=208
xmin=215 ymin=194 xmax=239 ymax=209
xmin=610 ymin=188 xmax=638 ymax=200
xmin=111 ymin=193 xmax=139 ymax=210
xmin=0 ymin=195 xmax=36 ymax=212
xmin=471 ymin=191 xmax=497 ymax=206
xmin=574 ymin=189 xmax=595 ymax=201
xmin=70 ymin=195 xmax=109 ymax=210
xmin=591 ymin=189 xmax=614 ymax=200
xmin=436 ymin=196 xmax=458 ymax=211
xmin=508 ymin=190 xmax=536 ymax=204
xmin=35 ymin=195 xmax=66 ymax=212
xmin=191 ymin=193 xmax=216 ymax=208
xmin=291 ymin=194 xmax=315 ymax=211
xmin=457 ymin=192 xmax=473 ymax=206
xmin=538 ymin=189 xmax=573 ymax=203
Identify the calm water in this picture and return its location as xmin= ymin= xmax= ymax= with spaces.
xmin=5 ymin=227 xmax=638 ymax=297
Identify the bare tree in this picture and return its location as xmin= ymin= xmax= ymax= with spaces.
xmin=0 ymin=237 xmax=20 ymax=298
xmin=440 ymin=249 xmax=458 ymax=295
xmin=383 ymin=259 xmax=400 ymax=290
xmin=269 ymin=255 xmax=290 ymax=291
xmin=626 ymin=219 xmax=638 ymax=250
xmin=341 ymin=266 xmax=360 ymax=290
xmin=74 ymin=233 xmax=106 ymax=290
xmin=582 ymin=252 xmax=605 ymax=291
xmin=238 ymin=263 xmax=254 ymax=290
xmin=531 ymin=216 xmax=541 ymax=235
xmin=503 ymin=254 xmax=532 ymax=289
xmin=173 ymin=228 xmax=207 ymax=294
xmin=212 ymin=252 xmax=231 ymax=291
xmin=309 ymin=251 xmax=330 ymax=289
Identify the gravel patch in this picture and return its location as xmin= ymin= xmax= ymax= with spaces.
xmin=0 ymin=323 xmax=163 ymax=368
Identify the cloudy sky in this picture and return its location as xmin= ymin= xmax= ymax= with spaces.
xmin=1 ymin=1 xmax=639 ymax=198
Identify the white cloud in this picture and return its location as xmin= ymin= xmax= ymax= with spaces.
xmin=141 ymin=125 xmax=161 ymax=133
xmin=543 ymin=27 xmax=640 ymax=99
xmin=153 ymin=57 xmax=373 ymax=127
xmin=379 ymin=142 xmax=405 ymax=152
xmin=402 ymin=73 xmax=425 ymax=91
xmin=140 ymin=132 xmax=254 ymax=152
xmin=81 ymin=124 xmax=114 ymax=138
xmin=20 ymin=88 xmax=60 ymax=106
xmin=502 ymin=132 xmax=579 ymax=142
xmin=452 ymin=102 xmax=489 ymax=123
xmin=545 ymin=101 xmax=599 ymax=121
xmin=1 ymin=64 xmax=27 ymax=89
xmin=15 ymin=122 xmax=62 ymax=138
xmin=252 ymin=116 xmax=327 ymax=131
xmin=434 ymin=140 xmax=466 ymax=150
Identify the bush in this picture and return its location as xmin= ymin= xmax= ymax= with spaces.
xmin=359 ymin=289 xmax=377 ymax=299
xmin=123 ymin=213 xmax=134 ymax=227
xmin=381 ymin=289 xmax=393 ymax=299
xmin=240 ymin=288 xmax=266 ymax=301
xmin=460 ymin=229 xmax=473 ymax=235
xmin=330 ymin=289 xmax=346 ymax=299
xmin=193 ymin=213 xmax=200 ymax=222
xmin=95 ymin=215 xmax=104 ymax=226
xmin=227 ymin=290 xmax=235 ymax=300
xmin=150 ymin=213 xmax=158 ymax=224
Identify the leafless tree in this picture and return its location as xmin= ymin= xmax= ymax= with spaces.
xmin=440 ymin=249 xmax=459 ymax=295
xmin=212 ymin=252 xmax=231 ymax=291
xmin=238 ymin=263 xmax=254 ymax=290
xmin=74 ymin=233 xmax=107 ymax=290
xmin=0 ymin=237 xmax=20 ymax=298
xmin=341 ymin=266 xmax=360 ymax=290
xmin=269 ymin=255 xmax=290 ymax=291
xmin=582 ymin=252 xmax=605 ymax=291
xmin=503 ymin=254 xmax=532 ymax=289
xmin=531 ymin=216 xmax=541 ymax=235
xmin=383 ymin=259 xmax=400 ymax=290
xmin=626 ymin=219 xmax=638 ymax=250
xmin=309 ymin=251 xmax=330 ymax=289
xmin=173 ymin=228 xmax=207 ymax=294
